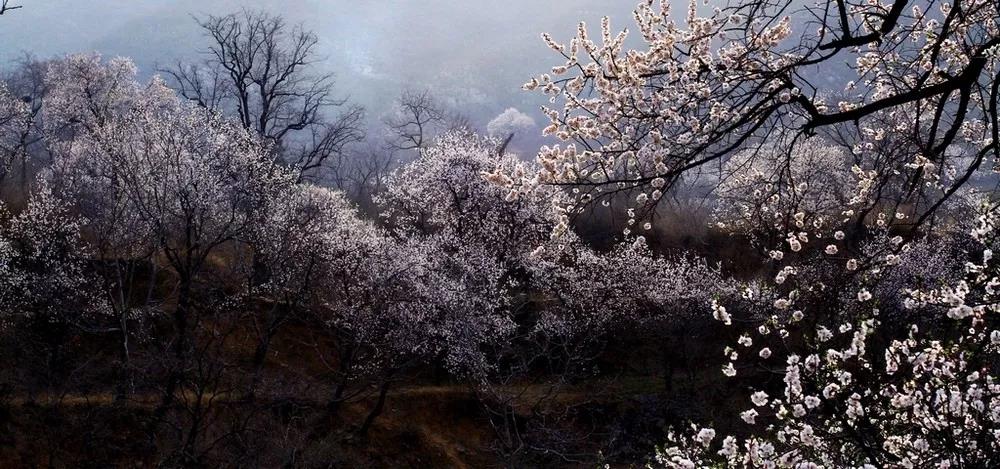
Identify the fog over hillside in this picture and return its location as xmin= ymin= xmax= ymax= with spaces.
xmin=0 ymin=0 xmax=651 ymax=153
xmin=0 ymin=1 xmax=852 ymax=155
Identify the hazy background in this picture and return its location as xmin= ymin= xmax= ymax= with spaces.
xmin=0 ymin=0 xmax=676 ymax=153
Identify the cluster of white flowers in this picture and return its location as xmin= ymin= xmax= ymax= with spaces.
xmin=33 ymin=55 xmax=528 ymax=390
xmin=0 ymin=181 xmax=108 ymax=328
xmin=488 ymin=0 xmax=999 ymax=241
xmin=713 ymin=137 xmax=854 ymax=246
xmin=495 ymin=0 xmax=809 ymax=233
xmin=528 ymin=241 xmax=736 ymax=339
xmin=655 ymin=174 xmax=1000 ymax=467
xmin=0 ymin=83 xmax=30 ymax=175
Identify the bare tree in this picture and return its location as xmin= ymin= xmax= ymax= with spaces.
xmin=0 ymin=1 xmax=21 ymax=15
xmin=164 ymin=10 xmax=364 ymax=181
xmin=383 ymin=89 xmax=449 ymax=152
xmin=343 ymin=143 xmax=397 ymax=213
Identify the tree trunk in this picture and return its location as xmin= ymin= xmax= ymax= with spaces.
xmin=326 ymin=341 xmax=356 ymax=416
xmin=358 ymin=380 xmax=391 ymax=437
xmin=158 ymin=275 xmax=193 ymax=412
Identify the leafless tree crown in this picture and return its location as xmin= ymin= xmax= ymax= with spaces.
xmin=164 ymin=10 xmax=364 ymax=181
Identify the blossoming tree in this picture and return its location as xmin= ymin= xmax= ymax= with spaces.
xmin=497 ymin=0 xmax=999 ymax=234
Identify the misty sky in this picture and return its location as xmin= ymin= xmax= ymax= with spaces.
xmin=0 ymin=0 xmax=694 ymax=152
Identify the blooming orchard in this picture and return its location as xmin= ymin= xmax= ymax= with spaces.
xmin=0 ymin=2 xmax=997 ymax=465
xmin=485 ymin=0 xmax=1000 ymax=466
